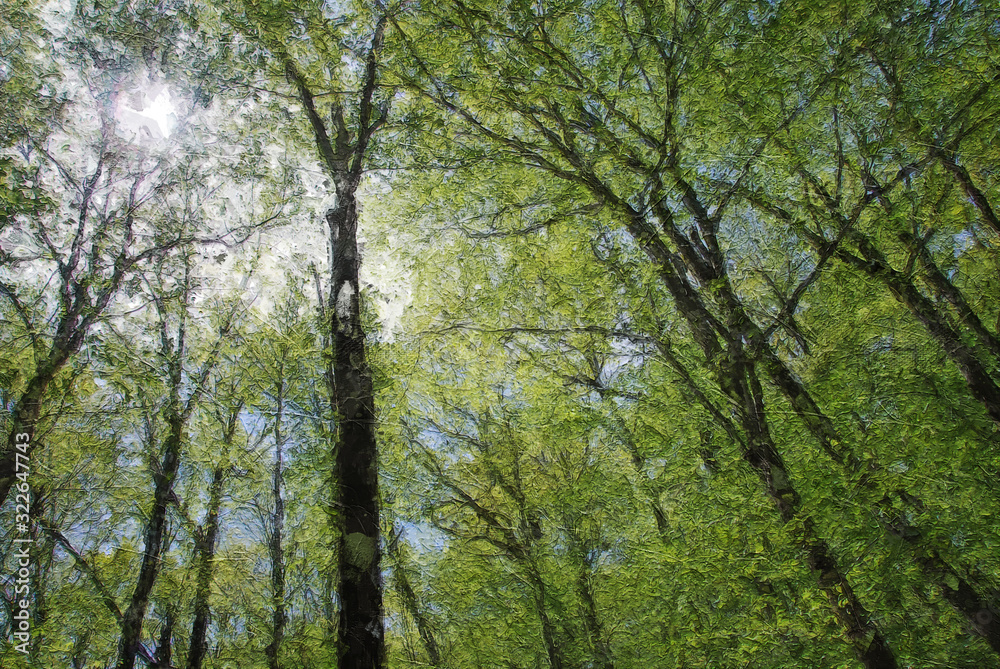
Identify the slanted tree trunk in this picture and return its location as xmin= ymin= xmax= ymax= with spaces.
xmin=877 ymin=491 xmax=1000 ymax=653
xmin=900 ymin=230 xmax=1000 ymax=364
xmin=49 ymin=527 xmax=158 ymax=666
xmin=836 ymin=232 xmax=1000 ymax=427
xmin=526 ymin=561 xmax=565 ymax=669
xmin=787 ymin=168 xmax=1000 ymax=428
xmin=387 ymin=527 xmax=442 ymax=668
xmin=938 ymin=152 xmax=1000 ymax=236
xmin=412 ymin=417 xmax=571 ymax=669
xmin=393 ymin=5 xmax=898 ymax=663
xmin=756 ymin=169 xmax=1000 ymax=657
xmin=612 ymin=197 xmax=898 ymax=668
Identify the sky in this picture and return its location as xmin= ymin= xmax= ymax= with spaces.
xmin=117 ymin=86 xmax=177 ymax=139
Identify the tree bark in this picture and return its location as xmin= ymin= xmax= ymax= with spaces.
xmin=29 ymin=486 xmax=51 ymax=662
xmin=526 ymin=561 xmax=565 ymax=669
xmin=116 ymin=415 xmax=184 ymax=669
xmin=0 ymin=167 xmax=160 ymax=509
xmin=265 ymin=382 xmax=287 ymax=669
xmin=393 ymin=11 xmax=897 ymax=663
xmin=768 ymin=185 xmax=1000 ymax=656
xmin=187 ymin=463 xmax=227 ymax=669
xmin=283 ymin=17 xmax=388 ymax=666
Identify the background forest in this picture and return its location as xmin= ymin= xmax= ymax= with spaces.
xmin=1 ymin=0 xmax=999 ymax=667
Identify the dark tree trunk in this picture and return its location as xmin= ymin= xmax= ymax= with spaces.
xmin=116 ymin=416 xmax=184 ymax=669
xmin=328 ymin=194 xmax=384 ymax=669
xmin=283 ymin=16 xmax=387 ymax=667
xmin=46 ymin=526 xmax=157 ymax=667
xmin=265 ymin=384 xmax=287 ymax=669
xmin=838 ymin=232 xmax=1000 ymax=427
xmin=29 ymin=486 xmax=51 ymax=662
xmin=0 ymin=164 xmax=152 ymax=509
xmin=118 ymin=280 xmax=225 ymax=669
xmin=187 ymin=463 xmax=227 ymax=669
xmin=153 ymin=611 xmax=174 ymax=668
xmin=608 ymin=412 xmax=672 ymax=546
xmin=727 ymin=342 xmax=896 ymax=668
xmin=768 ymin=193 xmax=1000 ymax=656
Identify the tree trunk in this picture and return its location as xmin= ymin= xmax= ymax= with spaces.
xmin=187 ymin=464 xmax=227 ymax=669
xmin=153 ymin=611 xmax=174 ymax=668
xmin=770 ymin=201 xmax=1000 ymax=655
xmin=878 ymin=492 xmax=1000 ymax=653
xmin=901 ymin=230 xmax=1000 ymax=364
xmin=938 ymin=153 xmax=1000 ymax=236
xmin=282 ymin=19 xmax=387 ymax=666
xmin=116 ymin=415 xmax=184 ymax=669
xmin=613 ymin=201 xmax=898 ymax=668
xmin=328 ymin=193 xmax=385 ymax=669
xmin=387 ymin=530 xmax=442 ymax=667
xmin=265 ymin=383 xmax=287 ymax=669
xmin=29 ymin=486 xmax=51 ymax=662
xmin=839 ymin=232 xmax=1000 ymax=426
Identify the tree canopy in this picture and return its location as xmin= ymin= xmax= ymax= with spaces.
xmin=1 ymin=0 xmax=999 ymax=668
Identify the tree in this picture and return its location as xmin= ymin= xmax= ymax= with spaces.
xmin=114 ymin=255 xmax=242 ymax=669
xmin=3 ymin=0 xmax=999 ymax=666
xmin=215 ymin=2 xmax=394 ymax=664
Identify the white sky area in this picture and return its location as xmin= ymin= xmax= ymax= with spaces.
xmin=117 ymin=86 xmax=177 ymax=139
xmin=17 ymin=0 xmax=413 ymax=343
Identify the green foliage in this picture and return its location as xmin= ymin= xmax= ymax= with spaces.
xmin=2 ymin=0 xmax=999 ymax=668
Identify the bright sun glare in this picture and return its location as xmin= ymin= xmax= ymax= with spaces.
xmin=142 ymin=90 xmax=176 ymax=136
xmin=119 ymin=87 xmax=176 ymax=139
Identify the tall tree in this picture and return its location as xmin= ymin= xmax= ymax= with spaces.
xmin=220 ymin=2 xmax=394 ymax=663
xmin=115 ymin=256 xmax=241 ymax=669
xmin=389 ymin=2 xmax=903 ymax=665
xmin=186 ymin=404 xmax=242 ymax=669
